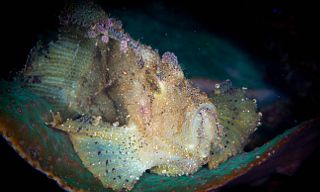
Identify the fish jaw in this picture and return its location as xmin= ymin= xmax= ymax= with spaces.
xmin=184 ymin=103 xmax=219 ymax=159
xmin=150 ymin=102 xmax=219 ymax=176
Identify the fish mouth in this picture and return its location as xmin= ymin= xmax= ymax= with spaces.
xmin=186 ymin=103 xmax=218 ymax=160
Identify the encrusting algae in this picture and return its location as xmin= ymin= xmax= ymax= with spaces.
xmin=11 ymin=1 xmax=261 ymax=191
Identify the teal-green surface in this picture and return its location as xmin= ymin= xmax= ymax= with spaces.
xmin=0 ymin=81 xmax=298 ymax=191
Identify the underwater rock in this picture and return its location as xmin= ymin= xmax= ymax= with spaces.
xmin=0 ymin=1 xmax=261 ymax=191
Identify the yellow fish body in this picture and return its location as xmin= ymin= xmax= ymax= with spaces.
xmin=20 ymin=2 xmax=260 ymax=191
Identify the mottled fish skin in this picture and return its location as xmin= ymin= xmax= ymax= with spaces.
xmin=19 ymin=1 xmax=260 ymax=191
xmin=208 ymin=86 xmax=261 ymax=169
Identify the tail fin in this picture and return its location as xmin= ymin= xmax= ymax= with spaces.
xmin=19 ymin=1 xmax=118 ymax=121
xmin=22 ymin=29 xmax=94 ymax=111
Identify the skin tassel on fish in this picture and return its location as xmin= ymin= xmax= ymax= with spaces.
xmin=19 ymin=1 xmax=261 ymax=191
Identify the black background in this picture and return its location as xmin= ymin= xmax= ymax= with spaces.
xmin=1 ymin=0 xmax=319 ymax=191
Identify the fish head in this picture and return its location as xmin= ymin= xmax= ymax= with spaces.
xmin=109 ymin=44 xmax=222 ymax=175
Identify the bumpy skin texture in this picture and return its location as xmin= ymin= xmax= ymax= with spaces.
xmin=19 ymin=1 xmax=260 ymax=191
xmin=208 ymin=87 xmax=261 ymax=169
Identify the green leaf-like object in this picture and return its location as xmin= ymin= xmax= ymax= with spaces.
xmin=1 ymin=81 xmax=316 ymax=191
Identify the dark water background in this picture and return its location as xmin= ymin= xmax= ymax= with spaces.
xmin=1 ymin=0 xmax=319 ymax=191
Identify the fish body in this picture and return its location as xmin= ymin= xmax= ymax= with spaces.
xmin=19 ymin=1 xmax=260 ymax=191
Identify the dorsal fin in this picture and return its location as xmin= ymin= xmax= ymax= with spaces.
xmin=208 ymin=87 xmax=261 ymax=169
xmin=59 ymin=0 xmax=106 ymax=28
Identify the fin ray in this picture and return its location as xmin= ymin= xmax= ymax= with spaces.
xmin=209 ymin=88 xmax=260 ymax=169
xmin=55 ymin=117 xmax=153 ymax=191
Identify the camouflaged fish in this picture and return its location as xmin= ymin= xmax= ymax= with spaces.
xmin=18 ymin=2 xmax=260 ymax=191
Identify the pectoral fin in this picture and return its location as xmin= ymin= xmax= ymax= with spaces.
xmin=209 ymin=88 xmax=261 ymax=169
xmin=54 ymin=117 xmax=152 ymax=191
